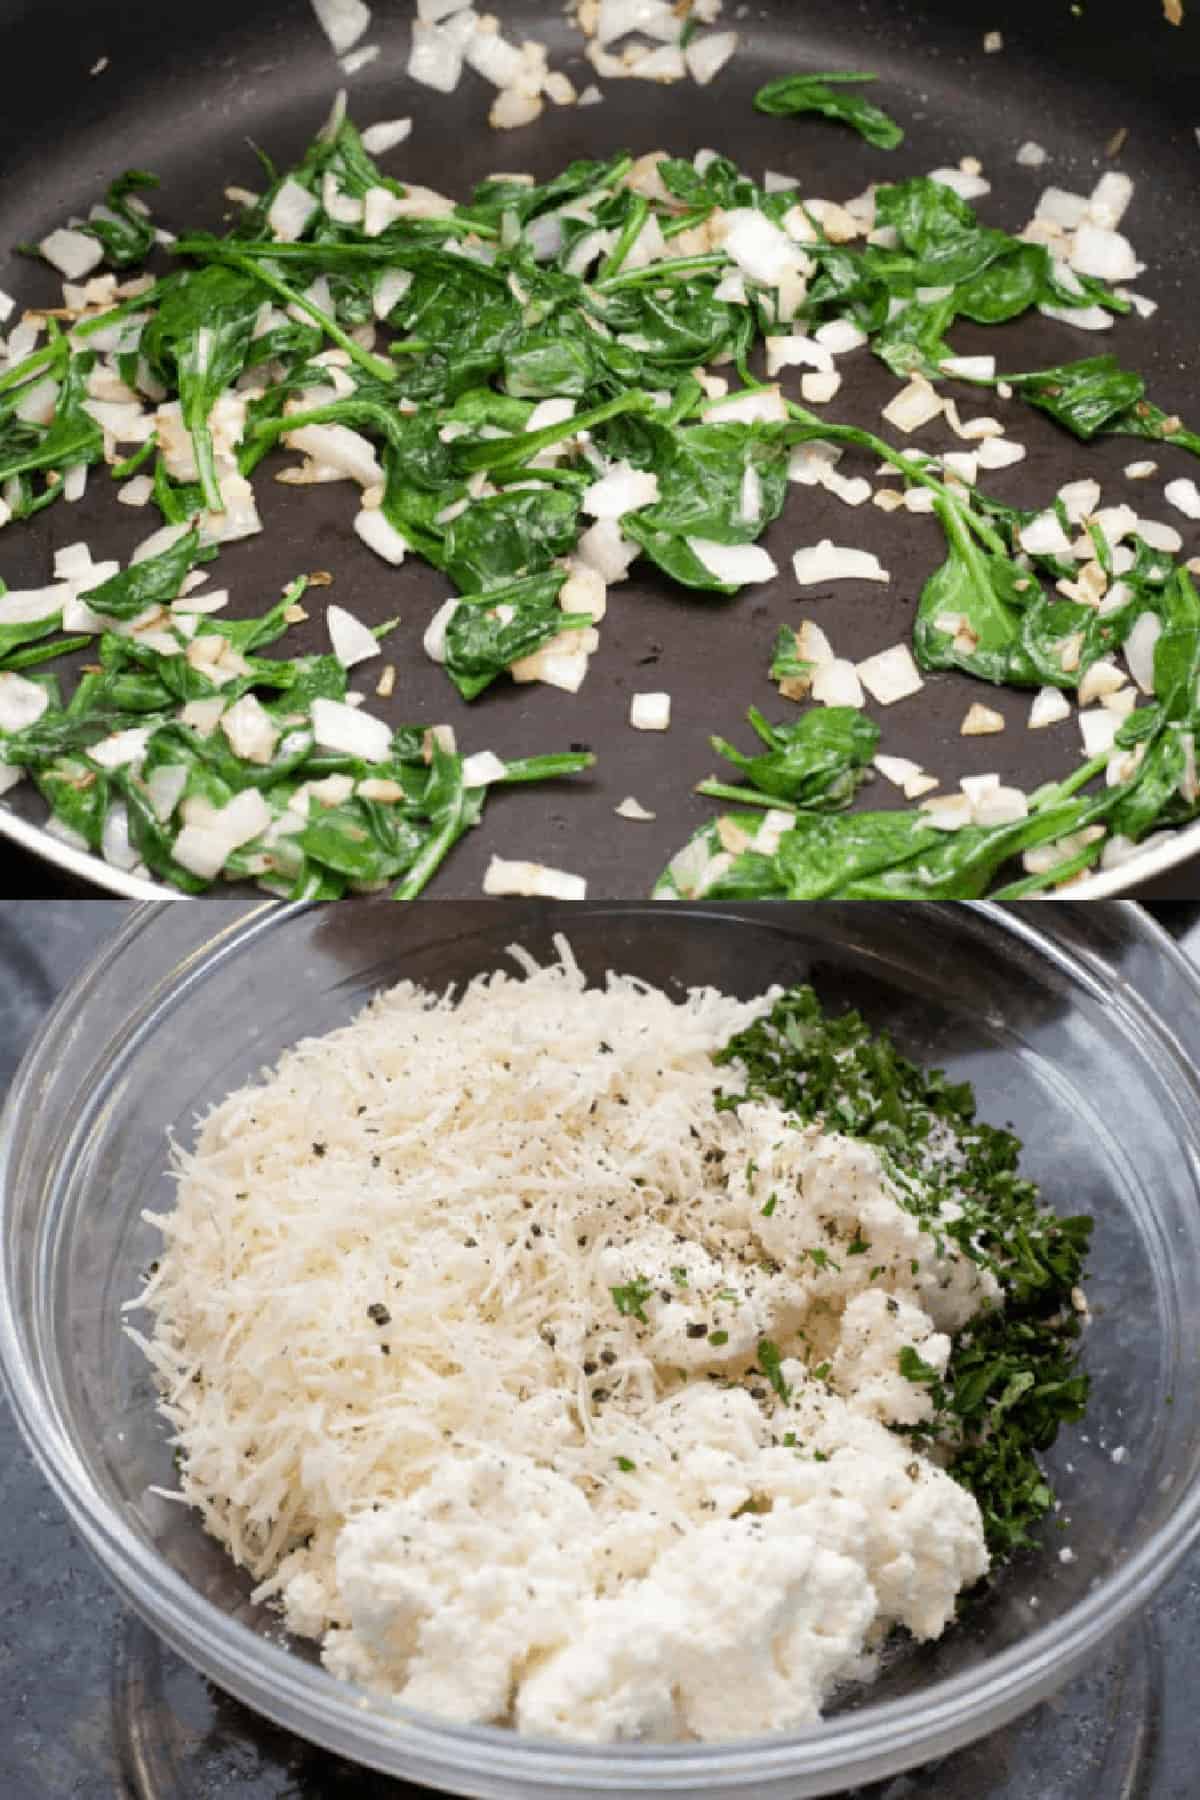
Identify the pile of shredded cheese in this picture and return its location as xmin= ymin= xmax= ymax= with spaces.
xmin=129 ymin=939 xmax=994 ymax=1742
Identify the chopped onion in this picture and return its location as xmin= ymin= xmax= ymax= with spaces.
xmin=939 ymin=354 xmax=996 ymax=382
xmin=793 ymin=540 xmax=890 ymax=585
xmin=354 ymin=508 xmax=409 ymax=565
xmin=408 ymin=20 xmax=466 ymax=92
xmin=1058 ymin=477 xmax=1101 ymax=523
xmin=173 ymin=789 xmax=272 ymax=880
xmin=311 ymin=696 xmax=392 ymax=762
xmin=811 ymin=659 xmax=864 ymax=708
xmin=1070 ymin=224 xmax=1138 ymax=283
xmin=1077 ymin=658 xmax=1127 ymax=707
xmin=1088 ymin=169 xmax=1134 ymax=229
xmin=1079 ymin=709 xmax=1118 ymax=756
xmin=1137 ymin=517 xmax=1184 ymax=553
xmin=361 ymin=118 xmax=413 ymax=154
xmin=582 ymin=461 xmax=659 ymax=519
xmin=577 ymin=83 xmax=604 ymax=106
xmin=615 ymin=795 xmax=656 ymax=821
xmin=1036 ymin=187 xmax=1089 ymax=229
xmin=483 ymin=856 xmax=587 ymax=900
xmin=1038 ymin=301 xmax=1114 ymax=331
xmin=856 ymin=643 xmax=924 ymax=705
xmin=39 ymin=227 xmax=104 ymax=280
xmin=465 ymin=27 xmax=526 ymax=87
xmin=685 ymin=30 xmax=738 ymax=85
xmin=921 ymin=793 xmax=974 ymax=831
xmin=285 ymin=422 xmax=382 ymax=487
xmin=0 ymin=672 xmax=51 ymax=732
xmin=1124 ymin=610 xmax=1162 ymax=693
xmin=1016 ymin=141 xmax=1048 ymax=167
xmin=1164 ymin=477 xmax=1200 ymax=520
xmin=267 ymin=178 xmax=318 ymax=244
xmin=1028 ymin=685 xmax=1072 ymax=729
xmin=117 ymin=473 xmax=154 ymax=507
xmin=461 ymin=750 xmax=509 ymax=787
xmin=961 ymin=702 xmax=1005 ymax=736
xmin=976 ymin=437 xmax=1027 ymax=470
xmin=145 ymin=763 xmax=188 ymax=823
xmin=814 ymin=318 xmax=868 ymax=354
xmin=973 ymin=786 xmax=1028 ymax=828
xmin=721 ymin=208 xmax=808 ymax=286
xmin=702 ymin=385 xmax=788 ymax=426
xmin=629 ymin=691 xmax=671 ymax=731
xmin=874 ymin=754 xmax=926 ymax=791
xmin=881 ymin=378 xmax=944 ymax=434
xmin=1018 ymin=510 xmax=1074 ymax=556
xmin=800 ymin=371 xmax=842 ymax=404
xmin=577 ymin=517 xmax=639 ymax=583
xmin=373 ymin=268 xmax=414 ymax=319
xmin=327 ymin=603 xmax=381 ymax=668
xmin=423 ymin=598 xmax=460 ymax=664
xmin=686 ymin=539 xmax=777 ymax=587
xmin=220 ymin=694 xmax=281 ymax=765
xmin=311 ymin=0 xmax=371 ymax=53
xmin=928 ymin=167 xmax=991 ymax=201
xmin=88 ymin=725 xmax=153 ymax=770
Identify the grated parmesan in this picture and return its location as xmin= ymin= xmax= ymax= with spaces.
xmin=129 ymin=944 xmax=993 ymax=1743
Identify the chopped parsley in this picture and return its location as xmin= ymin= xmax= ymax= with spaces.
xmin=615 ymin=1456 xmax=636 ymax=1473
xmin=709 ymin=1329 xmax=730 ymax=1347
xmin=610 ymin=1276 xmax=654 ymax=1324
xmin=761 ymin=1193 xmax=778 ymax=1218
xmin=757 ymin=1338 xmax=791 ymax=1405
xmin=713 ymin=984 xmax=1093 ymax=1559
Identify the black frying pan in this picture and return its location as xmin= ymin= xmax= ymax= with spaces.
xmin=2 ymin=0 xmax=1198 ymax=899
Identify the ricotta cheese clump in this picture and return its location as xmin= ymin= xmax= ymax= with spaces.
xmin=130 ymin=939 xmax=994 ymax=1743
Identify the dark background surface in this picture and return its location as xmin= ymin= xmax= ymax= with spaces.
xmin=1 ymin=897 xmax=1199 ymax=1798
xmin=0 ymin=0 xmax=1199 ymax=897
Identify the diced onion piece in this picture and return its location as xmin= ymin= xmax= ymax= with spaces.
xmin=687 ymin=539 xmax=777 ymax=587
xmin=311 ymin=0 xmax=371 ymax=53
xmin=482 ymin=856 xmax=586 ymax=899
xmin=461 ymin=750 xmax=508 ymax=788
xmin=559 ymin=563 xmax=607 ymax=621
xmin=1070 ymin=223 xmax=1137 ymax=283
xmin=220 ymin=694 xmax=281 ymax=766
xmin=145 ymin=764 xmax=188 ymax=822
xmin=327 ymin=604 xmax=381 ymax=668
xmin=921 ymin=793 xmax=973 ymax=831
xmin=721 ymin=208 xmax=809 ymax=286
xmin=856 ymin=643 xmax=924 ymax=705
xmin=874 ymin=754 xmax=926 ymax=791
xmin=88 ymin=725 xmax=153 ymax=770
xmin=629 ymin=691 xmax=671 ymax=731
xmin=972 ymin=785 xmax=1028 ymax=828
xmin=801 ymin=371 xmax=841 ymax=404
xmin=976 ymin=437 xmax=1027 ymax=470
xmin=354 ymin=508 xmax=408 ymax=564
xmin=929 ymin=167 xmax=991 ymax=200
xmin=961 ymin=702 xmax=1005 ymax=736
xmin=173 ymin=789 xmax=272 ymax=880
xmin=361 ymin=117 xmax=413 ymax=154
xmin=1019 ymin=510 xmax=1074 ymax=557
xmin=939 ymin=354 xmax=996 ymax=382
xmin=1079 ymin=709 xmax=1118 ymax=756
xmin=0 ymin=672 xmax=51 ymax=732
xmin=1016 ymin=141 xmax=1048 ymax=167
xmin=509 ymin=634 xmax=596 ymax=692
xmin=408 ymin=20 xmax=465 ymax=91
xmin=0 ymin=583 xmax=68 ymax=626
xmin=581 ymin=461 xmax=659 ymax=519
xmin=423 ymin=598 xmax=460 ymax=665
xmin=1077 ymin=658 xmax=1127 ymax=707
xmin=1137 ymin=517 xmax=1183 ymax=553
xmin=285 ymin=423 xmax=382 ymax=487
xmin=811 ymin=658 xmax=864 ymax=708
xmin=39 ymin=227 xmax=104 ymax=279
xmin=814 ymin=318 xmax=868 ymax=354
xmin=311 ymin=696 xmax=392 ymax=762
xmin=464 ymin=26 xmax=525 ymax=86
xmin=117 ymin=473 xmax=155 ymax=507
xmin=702 ymin=385 xmax=788 ymax=425
xmin=577 ymin=517 xmax=639 ymax=583
xmin=267 ymin=178 xmax=318 ymax=243
xmin=1038 ymin=302 xmax=1114 ymax=331
xmin=684 ymin=29 xmax=738 ymax=83
xmin=1088 ymin=169 xmax=1134 ymax=228
xmin=882 ymin=378 xmax=944 ymax=434
xmin=1124 ymin=610 xmax=1162 ymax=694
xmin=1058 ymin=477 xmax=1101 ymax=523
xmin=1124 ymin=460 xmax=1158 ymax=480
xmin=1029 ymin=685 xmax=1072 ymax=729
xmin=615 ymin=795 xmax=655 ymax=821
xmin=765 ymin=332 xmax=834 ymax=377
xmin=793 ymin=539 xmax=890 ymax=585
xmin=1164 ymin=478 xmax=1200 ymax=521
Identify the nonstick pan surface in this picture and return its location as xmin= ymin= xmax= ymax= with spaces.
xmin=1 ymin=0 xmax=1197 ymax=899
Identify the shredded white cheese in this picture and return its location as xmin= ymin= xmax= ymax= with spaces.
xmin=130 ymin=945 xmax=995 ymax=1744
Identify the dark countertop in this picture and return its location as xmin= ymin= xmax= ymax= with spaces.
xmin=1 ymin=900 xmax=1197 ymax=1800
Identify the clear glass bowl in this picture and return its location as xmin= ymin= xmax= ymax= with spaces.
xmin=3 ymin=900 xmax=1200 ymax=1799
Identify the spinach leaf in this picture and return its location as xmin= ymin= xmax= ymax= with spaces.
xmin=754 ymin=72 xmax=904 ymax=150
xmin=81 ymin=171 xmax=160 ymax=266
xmin=80 ymin=529 xmax=206 ymax=621
xmin=706 ymin=705 xmax=879 ymax=806
xmin=141 ymin=267 xmax=262 ymax=510
xmin=444 ymin=571 xmax=576 ymax=700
